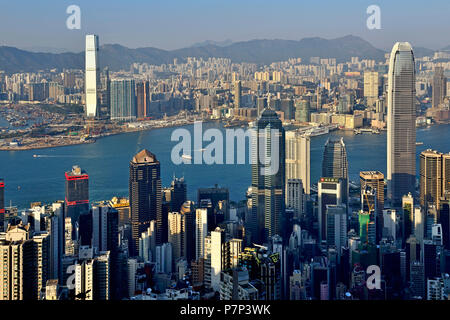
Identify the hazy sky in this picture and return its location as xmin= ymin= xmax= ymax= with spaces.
xmin=1 ymin=0 xmax=450 ymax=52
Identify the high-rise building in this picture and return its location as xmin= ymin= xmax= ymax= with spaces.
xmin=285 ymin=131 xmax=310 ymax=195
xmin=129 ymin=150 xmax=161 ymax=257
xmin=322 ymin=137 xmax=348 ymax=206
xmin=168 ymin=212 xmax=183 ymax=263
xmin=0 ymin=178 xmax=4 ymax=231
xmin=136 ymin=80 xmax=149 ymax=119
xmin=180 ymin=201 xmax=196 ymax=264
xmin=171 ymin=177 xmax=187 ymax=213
xmin=210 ymin=228 xmax=225 ymax=292
xmin=85 ymin=35 xmax=99 ymax=118
xmin=195 ymin=208 xmax=208 ymax=261
xmin=358 ymin=211 xmax=376 ymax=245
xmin=410 ymin=261 xmax=425 ymax=298
xmin=432 ymin=66 xmax=447 ymax=109
xmin=423 ymin=240 xmax=438 ymax=281
xmin=65 ymin=165 xmax=89 ymax=230
xmin=387 ymin=42 xmax=416 ymax=206
xmin=326 ymin=204 xmax=347 ymax=257
xmin=414 ymin=206 xmax=424 ymax=243
xmin=286 ymin=179 xmax=303 ymax=221
xmin=427 ymin=277 xmax=445 ymax=300
xmin=0 ymin=223 xmax=50 ymax=300
xmin=234 ymin=80 xmax=241 ymax=109
xmin=256 ymin=97 xmax=267 ymax=116
xmin=198 ymin=185 xmax=229 ymax=212
xmin=48 ymin=202 xmax=64 ymax=282
xmin=110 ymin=79 xmax=137 ymax=121
xmin=318 ymin=177 xmax=344 ymax=241
xmin=403 ymin=193 xmax=414 ymax=242
xmin=364 ymin=71 xmax=379 ymax=106
xmin=139 ymin=221 xmax=156 ymax=262
xmin=360 ymin=171 xmax=384 ymax=217
xmin=439 ymin=198 xmax=450 ymax=249
xmin=294 ymin=99 xmax=310 ymax=122
xmin=251 ymin=108 xmax=285 ymax=244
xmin=337 ymin=94 xmax=354 ymax=114
xmin=420 ymin=150 xmax=450 ymax=209
xmin=280 ymin=98 xmax=294 ymax=120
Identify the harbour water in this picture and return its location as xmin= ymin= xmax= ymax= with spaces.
xmin=0 ymin=122 xmax=449 ymax=209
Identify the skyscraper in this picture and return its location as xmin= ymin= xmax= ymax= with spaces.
xmin=387 ymin=42 xmax=416 ymax=206
xmin=85 ymin=35 xmax=99 ymax=118
xmin=322 ymin=137 xmax=348 ymax=206
xmin=432 ymin=66 xmax=447 ymax=109
xmin=0 ymin=178 xmax=4 ymax=231
xmin=318 ymin=177 xmax=344 ymax=241
xmin=420 ymin=149 xmax=450 ymax=209
xmin=0 ymin=223 xmax=50 ymax=300
xmin=326 ymin=204 xmax=347 ymax=257
xmin=171 ymin=177 xmax=187 ymax=213
xmin=210 ymin=227 xmax=225 ymax=292
xmin=65 ymin=165 xmax=89 ymax=230
xmin=360 ymin=171 xmax=384 ymax=217
xmin=195 ymin=208 xmax=208 ymax=261
xmin=234 ymin=80 xmax=241 ymax=109
xmin=364 ymin=71 xmax=379 ymax=107
xmin=110 ymin=79 xmax=137 ymax=121
xmin=136 ymin=80 xmax=149 ymax=119
xmin=286 ymin=179 xmax=303 ymax=221
xmin=180 ymin=201 xmax=196 ymax=264
xmin=360 ymin=171 xmax=384 ymax=240
xmin=251 ymin=108 xmax=285 ymax=244
xmin=129 ymin=150 xmax=162 ymax=257
xmin=402 ymin=193 xmax=414 ymax=242
xmin=168 ymin=212 xmax=183 ymax=263
xmin=294 ymin=99 xmax=310 ymax=123
xmin=285 ymin=131 xmax=310 ymax=194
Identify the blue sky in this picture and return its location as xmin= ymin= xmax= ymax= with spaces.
xmin=1 ymin=0 xmax=450 ymax=52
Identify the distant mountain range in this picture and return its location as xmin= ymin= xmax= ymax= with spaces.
xmin=0 ymin=35 xmax=446 ymax=73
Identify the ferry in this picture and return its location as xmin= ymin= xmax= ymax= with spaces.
xmin=304 ymin=126 xmax=329 ymax=137
xmin=416 ymin=142 xmax=424 ymax=146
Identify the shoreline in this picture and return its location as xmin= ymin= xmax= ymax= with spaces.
xmin=2 ymin=119 xmax=448 ymax=152
xmin=0 ymin=118 xmax=220 ymax=151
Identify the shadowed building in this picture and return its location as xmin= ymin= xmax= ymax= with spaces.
xmin=322 ymin=137 xmax=348 ymax=206
xmin=129 ymin=150 xmax=161 ymax=256
xmin=251 ymin=108 xmax=285 ymax=244
xmin=0 ymin=179 xmax=4 ymax=231
xmin=65 ymin=166 xmax=89 ymax=236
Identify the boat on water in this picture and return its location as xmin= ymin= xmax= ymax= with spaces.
xmin=304 ymin=126 xmax=329 ymax=137
xmin=181 ymin=154 xmax=192 ymax=160
xmin=416 ymin=142 xmax=424 ymax=146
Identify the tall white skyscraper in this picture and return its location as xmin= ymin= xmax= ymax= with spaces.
xmin=210 ymin=228 xmax=224 ymax=292
xmin=85 ymin=35 xmax=99 ymax=118
xmin=195 ymin=208 xmax=208 ymax=261
xmin=285 ymin=130 xmax=310 ymax=194
xmin=387 ymin=42 xmax=416 ymax=206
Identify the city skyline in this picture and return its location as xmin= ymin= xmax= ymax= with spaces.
xmin=3 ymin=2 xmax=450 ymax=302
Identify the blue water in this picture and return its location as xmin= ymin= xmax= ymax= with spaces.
xmin=0 ymin=123 xmax=449 ymax=209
